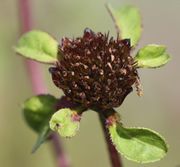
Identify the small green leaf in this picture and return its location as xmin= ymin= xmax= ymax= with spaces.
xmin=23 ymin=94 xmax=58 ymax=132
xmin=15 ymin=30 xmax=58 ymax=63
xmin=134 ymin=44 xmax=171 ymax=68
xmin=109 ymin=124 xmax=168 ymax=163
xmin=50 ymin=108 xmax=81 ymax=138
xmin=32 ymin=125 xmax=50 ymax=153
xmin=107 ymin=4 xmax=142 ymax=46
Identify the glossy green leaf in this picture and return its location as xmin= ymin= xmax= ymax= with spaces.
xmin=15 ymin=30 xmax=58 ymax=63
xmin=50 ymin=108 xmax=81 ymax=138
xmin=32 ymin=125 xmax=50 ymax=153
xmin=107 ymin=4 xmax=142 ymax=46
xmin=135 ymin=44 xmax=171 ymax=68
xmin=23 ymin=94 xmax=58 ymax=132
xmin=109 ymin=124 xmax=168 ymax=163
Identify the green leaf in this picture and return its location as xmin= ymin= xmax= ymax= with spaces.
xmin=109 ymin=124 xmax=168 ymax=163
xmin=15 ymin=30 xmax=58 ymax=63
xmin=50 ymin=108 xmax=81 ymax=138
xmin=134 ymin=44 xmax=171 ymax=68
xmin=23 ymin=94 xmax=58 ymax=132
xmin=107 ymin=4 xmax=142 ymax=46
xmin=32 ymin=125 xmax=50 ymax=153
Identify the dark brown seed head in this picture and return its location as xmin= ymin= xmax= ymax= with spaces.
xmin=49 ymin=28 xmax=138 ymax=109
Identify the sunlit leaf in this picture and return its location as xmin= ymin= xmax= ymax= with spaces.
xmin=107 ymin=4 xmax=142 ymax=46
xmin=109 ymin=123 xmax=168 ymax=163
xmin=15 ymin=30 xmax=58 ymax=63
xmin=50 ymin=108 xmax=81 ymax=138
xmin=23 ymin=94 xmax=58 ymax=152
xmin=135 ymin=44 xmax=171 ymax=68
xmin=23 ymin=94 xmax=58 ymax=132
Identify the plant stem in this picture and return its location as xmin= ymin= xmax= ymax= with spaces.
xmin=18 ymin=0 xmax=70 ymax=166
xmin=51 ymin=133 xmax=70 ymax=167
xmin=99 ymin=113 xmax=123 ymax=167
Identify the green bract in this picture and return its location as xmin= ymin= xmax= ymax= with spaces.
xmin=15 ymin=30 xmax=58 ymax=63
xmin=23 ymin=94 xmax=58 ymax=132
xmin=109 ymin=123 xmax=168 ymax=163
xmin=135 ymin=44 xmax=171 ymax=68
xmin=50 ymin=108 xmax=80 ymax=138
xmin=107 ymin=4 xmax=142 ymax=46
xmin=23 ymin=94 xmax=58 ymax=152
xmin=32 ymin=125 xmax=50 ymax=153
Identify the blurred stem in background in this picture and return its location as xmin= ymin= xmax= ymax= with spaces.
xmin=18 ymin=0 xmax=70 ymax=167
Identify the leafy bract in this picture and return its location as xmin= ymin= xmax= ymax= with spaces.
xmin=135 ymin=44 xmax=171 ymax=68
xmin=23 ymin=94 xmax=58 ymax=132
xmin=50 ymin=108 xmax=81 ymax=138
xmin=15 ymin=30 xmax=58 ymax=63
xmin=109 ymin=124 xmax=168 ymax=163
xmin=107 ymin=4 xmax=142 ymax=46
xmin=23 ymin=94 xmax=58 ymax=152
xmin=32 ymin=125 xmax=50 ymax=153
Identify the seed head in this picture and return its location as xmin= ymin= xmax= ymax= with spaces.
xmin=49 ymin=28 xmax=139 ymax=109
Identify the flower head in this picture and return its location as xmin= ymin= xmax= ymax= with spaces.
xmin=49 ymin=28 xmax=139 ymax=109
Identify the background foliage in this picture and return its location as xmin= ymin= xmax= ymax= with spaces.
xmin=0 ymin=0 xmax=179 ymax=167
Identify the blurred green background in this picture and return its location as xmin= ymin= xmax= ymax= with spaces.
xmin=0 ymin=0 xmax=180 ymax=167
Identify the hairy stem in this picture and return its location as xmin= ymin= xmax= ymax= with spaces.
xmin=18 ymin=0 xmax=70 ymax=166
xmin=99 ymin=113 xmax=123 ymax=167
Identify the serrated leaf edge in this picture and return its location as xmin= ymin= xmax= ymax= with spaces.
xmin=14 ymin=30 xmax=59 ymax=64
xmin=109 ymin=125 xmax=168 ymax=163
xmin=106 ymin=4 xmax=142 ymax=47
xmin=14 ymin=46 xmax=57 ymax=64
xmin=50 ymin=108 xmax=81 ymax=138
xmin=135 ymin=44 xmax=171 ymax=68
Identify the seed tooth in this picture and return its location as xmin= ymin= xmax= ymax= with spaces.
xmin=109 ymin=48 xmax=112 ymax=53
xmin=66 ymin=89 xmax=72 ymax=94
xmin=83 ymin=64 xmax=88 ymax=69
xmin=107 ymin=62 xmax=112 ymax=70
xmin=111 ymin=55 xmax=115 ymax=61
xmin=92 ymin=64 xmax=97 ymax=70
xmin=86 ymin=50 xmax=91 ymax=55
xmin=97 ymin=55 xmax=102 ymax=60
xmin=120 ymin=69 xmax=127 ymax=75
xmin=62 ymin=71 xmax=68 ymax=77
xmin=79 ymin=92 xmax=86 ymax=99
xmin=99 ymin=69 xmax=104 ymax=75
xmin=84 ymin=76 xmax=90 ymax=79
xmin=71 ymin=71 xmax=75 ymax=76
